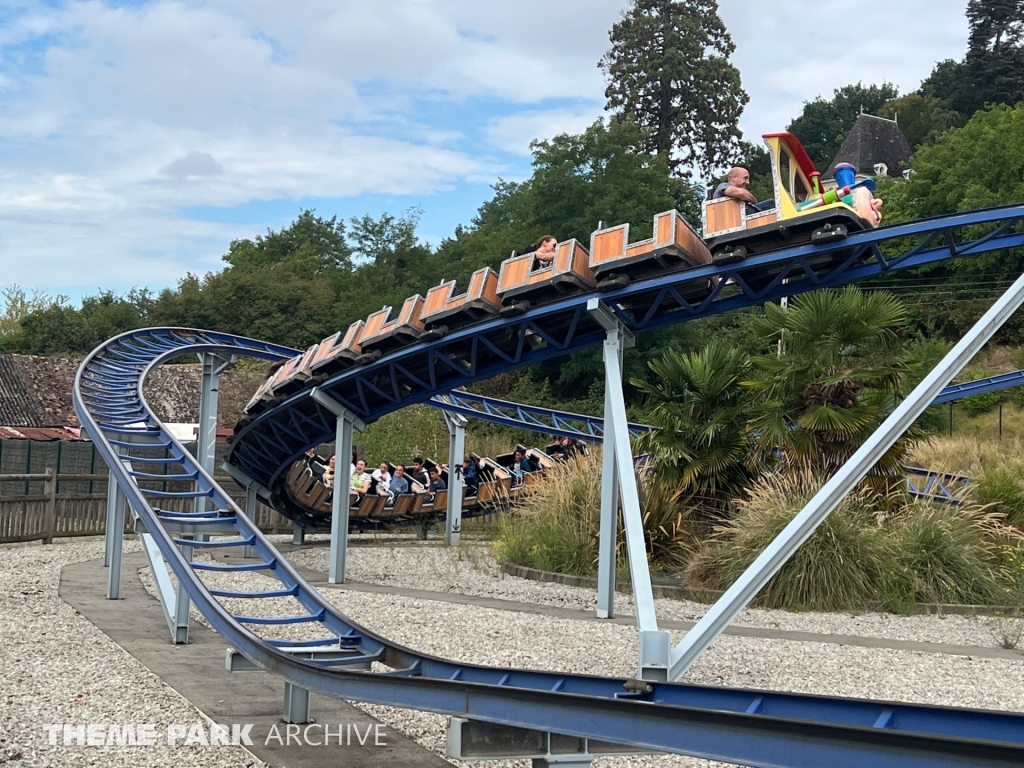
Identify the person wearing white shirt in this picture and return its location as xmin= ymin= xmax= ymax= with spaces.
xmin=371 ymin=462 xmax=392 ymax=497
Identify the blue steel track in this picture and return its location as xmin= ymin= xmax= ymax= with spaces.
xmin=73 ymin=204 xmax=1024 ymax=767
xmin=226 ymin=203 xmax=1024 ymax=494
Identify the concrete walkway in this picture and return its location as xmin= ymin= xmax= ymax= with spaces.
xmin=59 ymin=553 xmax=450 ymax=768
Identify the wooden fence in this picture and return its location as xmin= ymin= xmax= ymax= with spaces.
xmin=0 ymin=471 xmax=292 ymax=545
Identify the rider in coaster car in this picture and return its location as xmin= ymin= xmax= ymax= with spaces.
xmin=713 ymin=167 xmax=775 ymax=215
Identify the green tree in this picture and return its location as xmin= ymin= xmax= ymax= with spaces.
xmin=223 ymin=210 xmax=352 ymax=274
xmin=0 ymin=285 xmax=65 ymax=344
xmin=878 ymin=93 xmax=965 ymax=148
xmin=921 ymin=58 xmax=975 ymax=116
xmin=965 ymin=0 xmax=1024 ymax=111
xmin=883 ymin=103 xmax=1024 ymax=223
xmin=744 ymin=286 xmax=914 ymax=491
xmin=13 ymin=290 xmax=151 ymax=355
xmin=600 ymin=0 xmax=747 ymax=177
xmin=436 ymin=117 xmax=702 ymax=279
xmin=633 ymin=342 xmax=758 ymax=516
xmin=787 ymin=82 xmax=900 ymax=168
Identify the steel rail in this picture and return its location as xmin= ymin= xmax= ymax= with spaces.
xmin=73 ymin=327 xmax=1024 ymax=767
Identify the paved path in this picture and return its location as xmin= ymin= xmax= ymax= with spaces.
xmin=59 ymin=553 xmax=450 ymax=768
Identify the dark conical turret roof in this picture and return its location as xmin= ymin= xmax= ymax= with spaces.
xmin=827 ymin=113 xmax=912 ymax=178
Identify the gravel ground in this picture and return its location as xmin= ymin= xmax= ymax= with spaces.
xmin=15 ymin=534 xmax=1024 ymax=768
xmin=0 ymin=538 xmax=267 ymax=768
xmin=135 ymin=535 xmax=1024 ymax=768
xmin=286 ymin=537 xmax=1010 ymax=648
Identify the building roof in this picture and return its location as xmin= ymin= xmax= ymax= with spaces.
xmin=827 ymin=113 xmax=913 ymax=179
xmin=0 ymin=354 xmax=270 ymax=433
xmin=0 ymin=356 xmax=42 ymax=427
xmin=0 ymin=426 xmax=85 ymax=441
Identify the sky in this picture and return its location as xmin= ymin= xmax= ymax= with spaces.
xmin=0 ymin=0 xmax=969 ymax=303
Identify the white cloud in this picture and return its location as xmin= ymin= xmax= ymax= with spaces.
xmin=0 ymin=0 xmax=976 ymax=298
xmin=721 ymin=0 xmax=968 ymax=142
xmin=160 ymin=152 xmax=224 ymax=179
xmin=485 ymin=107 xmax=605 ymax=155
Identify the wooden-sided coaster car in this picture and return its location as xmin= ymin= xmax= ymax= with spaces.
xmin=421 ymin=268 xmax=501 ymax=336
xmin=702 ymin=132 xmax=881 ymax=263
xmin=589 ymin=209 xmax=712 ymax=291
xmin=359 ymin=296 xmax=427 ymax=354
xmin=497 ymin=239 xmax=597 ymax=314
xmin=383 ymin=493 xmax=417 ymax=519
xmin=244 ymin=322 xmax=365 ymax=414
xmin=350 ymin=493 xmax=386 ymax=520
xmin=422 ymin=489 xmax=448 ymax=512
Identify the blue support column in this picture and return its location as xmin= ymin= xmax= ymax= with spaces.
xmin=243 ymin=487 xmax=257 ymax=558
xmin=310 ymin=388 xmax=365 ymax=584
xmin=106 ymin=457 xmax=130 ymax=599
xmin=172 ymin=536 xmax=192 ymax=644
xmin=195 ymin=352 xmax=234 ymax=514
xmin=103 ymin=448 xmax=125 ymax=570
xmin=596 ymin=325 xmax=624 ymax=619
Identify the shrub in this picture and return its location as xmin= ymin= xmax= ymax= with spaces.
xmin=1010 ymin=385 xmax=1024 ymax=408
xmin=494 ymin=452 xmax=693 ymax=576
xmin=910 ymin=435 xmax=998 ymax=476
xmin=638 ymin=470 xmax=697 ymax=571
xmin=359 ymin=404 xmax=448 ymax=464
xmin=494 ymin=454 xmax=604 ymax=577
xmin=687 ymin=469 xmax=1024 ymax=612
xmin=687 ymin=472 xmax=897 ymax=611
xmin=960 ymin=391 xmax=1000 ymax=416
xmin=887 ymin=504 xmax=1016 ymax=608
xmin=976 ymin=464 xmax=1024 ymax=527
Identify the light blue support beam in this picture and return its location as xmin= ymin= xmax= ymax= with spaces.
xmin=595 ymin=318 xmax=628 ymax=621
xmin=284 ymin=681 xmax=311 ymax=724
xmin=444 ymin=411 xmax=467 ymax=546
xmin=139 ymin=531 xmax=180 ymax=640
xmin=195 ymin=353 xmax=234 ymax=514
xmin=668 ymin=269 xmax=1024 ymax=680
xmin=173 ymin=536 xmax=192 ymax=644
xmin=243 ymin=487 xmax=256 ymax=558
xmin=106 ymin=456 xmax=130 ymax=599
xmin=588 ymin=298 xmax=670 ymax=680
xmin=103 ymin=447 xmax=125 ymax=570
xmin=311 ymin=387 xmax=365 ymax=584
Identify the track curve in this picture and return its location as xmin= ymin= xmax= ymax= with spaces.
xmin=73 ymin=326 xmax=1024 ymax=767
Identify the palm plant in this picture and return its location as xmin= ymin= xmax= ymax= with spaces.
xmin=633 ymin=342 xmax=758 ymax=520
xmin=744 ymin=285 xmax=915 ymax=491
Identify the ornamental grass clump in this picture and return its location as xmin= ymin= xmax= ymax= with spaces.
xmin=494 ymin=452 xmax=694 ymax=576
xmin=887 ymin=503 xmax=1019 ymax=609
xmin=494 ymin=454 xmax=603 ymax=577
xmin=686 ymin=471 xmax=896 ymax=611
xmin=976 ymin=462 xmax=1024 ymax=528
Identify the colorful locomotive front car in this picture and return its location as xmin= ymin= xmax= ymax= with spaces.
xmin=702 ymin=132 xmax=882 ymax=260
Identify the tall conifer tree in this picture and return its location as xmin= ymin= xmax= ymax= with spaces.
xmin=965 ymin=0 xmax=1024 ymax=110
xmin=600 ymin=0 xmax=747 ymax=179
